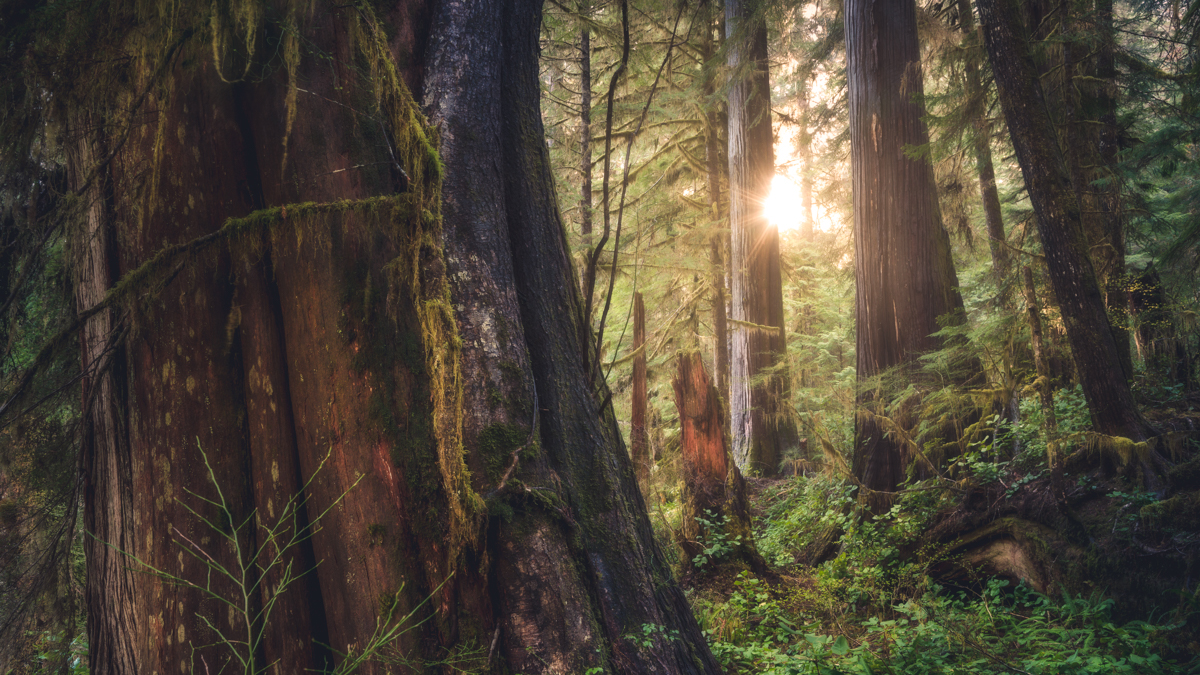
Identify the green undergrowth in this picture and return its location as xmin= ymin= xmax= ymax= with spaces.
xmin=696 ymin=574 xmax=1184 ymax=674
xmin=681 ymin=473 xmax=1197 ymax=674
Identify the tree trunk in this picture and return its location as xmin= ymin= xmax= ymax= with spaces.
xmin=726 ymin=0 xmax=797 ymax=475
xmin=631 ymin=292 xmax=650 ymax=484
xmin=73 ymin=1 xmax=722 ymax=673
xmin=702 ymin=0 xmax=730 ymax=400
xmin=799 ymin=73 xmax=815 ymax=242
xmin=1023 ymin=266 xmax=1061 ymax=494
xmin=846 ymin=0 xmax=974 ymax=498
xmin=579 ymin=4 xmax=592 ymax=245
xmin=1094 ymin=0 xmax=1134 ymax=380
xmin=672 ymin=352 xmax=762 ymax=572
xmin=976 ymin=0 xmax=1157 ymax=442
xmin=957 ymin=0 xmax=1009 ymax=284
xmin=69 ymin=114 xmax=143 ymax=675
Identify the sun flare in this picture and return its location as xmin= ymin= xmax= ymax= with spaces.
xmin=764 ymin=174 xmax=804 ymax=232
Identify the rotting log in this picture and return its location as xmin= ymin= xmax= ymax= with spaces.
xmin=672 ymin=351 xmax=763 ymax=572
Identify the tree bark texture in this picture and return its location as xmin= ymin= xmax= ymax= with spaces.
xmin=976 ymin=0 xmax=1156 ymax=441
xmin=69 ymin=114 xmax=142 ymax=675
xmin=846 ymin=0 xmax=972 ymax=496
xmin=726 ymin=0 xmax=797 ymax=475
xmin=72 ymin=1 xmax=722 ymax=673
xmin=631 ymin=292 xmax=649 ymax=484
xmin=1025 ymin=0 xmax=1132 ymax=380
xmin=672 ymin=352 xmax=761 ymax=571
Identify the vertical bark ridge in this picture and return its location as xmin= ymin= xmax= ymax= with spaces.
xmin=71 ymin=119 xmax=142 ymax=675
xmin=500 ymin=0 xmax=723 ymax=671
xmin=847 ymin=0 xmax=973 ymax=499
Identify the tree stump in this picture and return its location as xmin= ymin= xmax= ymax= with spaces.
xmin=673 ymin=351 xmax=763 ymax=572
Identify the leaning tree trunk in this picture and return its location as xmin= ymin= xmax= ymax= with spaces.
xmin=976 ymin=0 xmax=1157 ymax=442
xmin=846 ymin=0 xmax=975 ymax=500
xmin=673 ymin=352 xmax=762 ymax=572
xmin=72 ymin=1 xmax=722 ymax=673
xmin=726 ymin=0 xmax=797 ymax=475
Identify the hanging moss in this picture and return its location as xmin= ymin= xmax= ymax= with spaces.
xmin=348 ymin=5 xmax=485 ymax=580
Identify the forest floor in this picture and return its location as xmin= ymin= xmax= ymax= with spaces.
xmin=668 ymin=428 xmax=1200 ymax=674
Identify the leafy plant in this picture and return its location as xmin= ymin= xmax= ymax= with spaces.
xmin=693 ymin=511 xmax=745 ymax=569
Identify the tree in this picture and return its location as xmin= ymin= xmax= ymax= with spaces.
xmin=631 ymin=291 xmax=650 ymax=483
xmin=9 ymin=0 xmax=724 ymax=672
xmin=845 ymin=0 xmax=974 ymax=497
xmin=975 ymin=0 xmax=1158 ymax=443
xmin=955 ymin=0 xmax=1010 ymax=283
xmin=726 ymin=0 xmax=798 ymax=475
xmin=672 ymin=351 xmax=761 ymax=572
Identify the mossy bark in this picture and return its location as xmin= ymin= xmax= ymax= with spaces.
xmin=73 ymin=1 xmax=720 ymax=673
xmin=977 ymin=0 xmax=1156 ymax=442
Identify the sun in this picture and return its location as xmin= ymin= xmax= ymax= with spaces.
xmin=764 ymin=174 xmax=804 ymax=232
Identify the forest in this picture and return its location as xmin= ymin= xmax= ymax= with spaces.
xmin=0 ymin=0 xmax=1199 ymax=672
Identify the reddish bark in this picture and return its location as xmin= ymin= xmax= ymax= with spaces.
xmin=73 ymin=1 xmax=722 ymax=673
xmin=672 ymin=352 xmax=761 ymax=571
xmin=846 ymin=0 xmax=974 ymax=499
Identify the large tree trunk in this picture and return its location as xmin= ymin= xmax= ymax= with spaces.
xmin=726 ymin=0 xmax=797 ymax=475
xmin=976 ymin=0 xmax=1157 ymax=442
xmin=69 ymin=114 xmax=142 ymax=675
xmin=73 ymin=1 xmax=722 ymax=673
xmin=846 ymin=0 xmax=974 ymax=498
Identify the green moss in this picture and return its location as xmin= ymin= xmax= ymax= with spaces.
xmin=397 ymin=331 xmax=424 ymax=375
xmin=480 ymin=422 xmax=528 ymax=482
